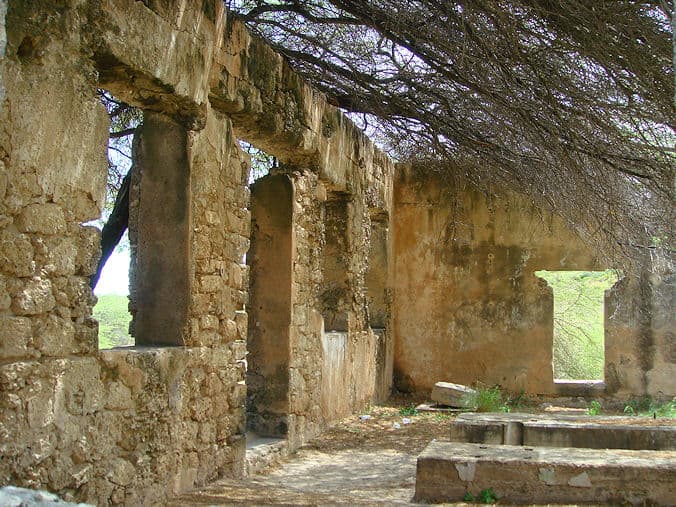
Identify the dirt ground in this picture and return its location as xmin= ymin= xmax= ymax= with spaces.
xmin=170 ymin=394 xmax=454 ymax=506
xmin=168 ymin=394 xmax=672 ymax=506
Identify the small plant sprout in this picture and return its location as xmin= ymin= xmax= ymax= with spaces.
xmin=462 ymin=384 xmax=510 ymax=413
xmin=588 ymin=400 xmax=602 ymax=416
xmin=463 ymin=488 xmax=499 ymax=504
xmin=399 ymin=404 xmax=419 ymax=416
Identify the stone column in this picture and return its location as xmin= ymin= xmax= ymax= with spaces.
xmin=246 ymin=174 xmax=293 ymax=437
xmin=129 ymin=112 xmax=191 ymax=346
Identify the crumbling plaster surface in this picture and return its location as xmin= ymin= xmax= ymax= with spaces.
xmin=0 ymin=0 xmax=6 ymax=111
xmin=605 ymin=272 xmax=675 ymax=397
xmin=1 ymin=0 xmax=393 ymax=504
xmin=392 ymin=165 xmax=673 ymax=397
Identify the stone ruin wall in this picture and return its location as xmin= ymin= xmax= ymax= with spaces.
xmin=0 ymin=1 xmax=394 ymax=504
xmin=0 ymin=0 xmax=672 ymax=504
xmin=392 ymin=165 xmax=675 ymax=398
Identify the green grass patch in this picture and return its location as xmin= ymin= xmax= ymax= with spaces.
xmin=624 ymin=397 xmax=675 ymax=418
xmin=93 ymin=294 xmax=133 ymax=349
xmin=398 ymin=404 xmax=420 ymax=416
xmin=462 ymin=384 xmax=510 ymax=413
xmin=535 ymin=270 xmax=619 ymax=380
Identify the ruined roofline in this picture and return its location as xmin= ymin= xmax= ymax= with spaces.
xmin=90 ymin=1 xmax=393 ymax=204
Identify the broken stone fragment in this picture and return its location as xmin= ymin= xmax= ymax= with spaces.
xmin=431 ymin=381 xmax=476 ymax=408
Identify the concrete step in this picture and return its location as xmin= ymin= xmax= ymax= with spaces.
xmin=449 ymin=412 xmax=676 ymax=450
xmin=415 ymin=440 xmax=676 ymax=505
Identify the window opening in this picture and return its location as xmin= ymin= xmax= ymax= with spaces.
xmin=239 ymin=140 xmax=276 ymax=184
xmin=92 ymin=90 xmax=141 ymax=349
xmin=535 ymin=270 xmax=619 ymax=381
xmin=320 ymin=192 xmax=350 ymax=332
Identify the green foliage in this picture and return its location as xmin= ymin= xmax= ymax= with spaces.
xmin=398 ymin=404 xmax=419 ymax=416
xmin=463 ymin=384 xmax=510 ymax=413
xmin=463 ymin=488 xmax=498 ymax=504
xmin=508 ymin=389 xmax=530 ymax=410
xmin=624 ymin=397 xmax=675 ymax=418
xmin=94 ymin=295 xmax=133 ymax=349
xmin=535 ymin=270 xmax=619 ymax=380
xmin=588 ymin=400 xmax=602 ymax=416
xmin=478 ymin=488 xmax=498 ymax=504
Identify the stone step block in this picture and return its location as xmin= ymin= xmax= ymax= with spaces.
xmin=415 ymin=440 xmax=676 ymax=505
xmin=431 ymin=381 xmax=475 ymax=407
xmin=449 ymin=412 xmax=676 ymax=450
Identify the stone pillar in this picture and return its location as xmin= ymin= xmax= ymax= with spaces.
xmin=129 ymin=112 xmax=191 ymax=346
xmin=246 ymin=174 xmax=293 ymax=437
xmin=605 ymin=271 xmax=676 ymax=397
xmin=367 ymin=216 xmax=393 ymax=401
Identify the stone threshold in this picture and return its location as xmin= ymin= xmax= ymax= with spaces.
xmin=450 ymin=412 xmax=676 ymax=450
xmin=245 ymin=432 xmax=289 ymax=476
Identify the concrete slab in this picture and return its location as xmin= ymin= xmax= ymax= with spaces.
xmin=431 ymin=382 xmax=476 ymax=407
xmin=450 ymin=412 xmax=676 ymax=450
xmin=415 ymin=440 xmax=676 ymax=505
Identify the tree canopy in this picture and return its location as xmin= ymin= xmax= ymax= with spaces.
xmin=229 ymin=0 xmax=674 ymax=272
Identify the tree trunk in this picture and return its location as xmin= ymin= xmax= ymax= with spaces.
xmin=90 ymin=167 xmax=133 ymax=289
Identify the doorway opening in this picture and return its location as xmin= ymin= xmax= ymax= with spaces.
xmin=241 ymin=140 xmax=290 ymax=470
xmin=535 ymin=270 xmax=619 ymax=381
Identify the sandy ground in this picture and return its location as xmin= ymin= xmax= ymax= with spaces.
xmin=170 ymin=398 xmax=451 ymax=506
xmin=168 ymin=396 xmax=673 ymax=506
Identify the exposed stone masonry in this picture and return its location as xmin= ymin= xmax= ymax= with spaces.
xmin=0 ymin=1 xmax=672 ymax=505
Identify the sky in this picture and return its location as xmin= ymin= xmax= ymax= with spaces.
xmin=94 ymin=239 xmax=130 ymax=296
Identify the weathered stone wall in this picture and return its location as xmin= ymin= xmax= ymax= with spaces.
xmin=1 ymin=2 xmax=251 ymax=504
xmin=212 ymin=10 xmax=395 ymax=449
xmin=1 ymin=1 xmax=394 ymax=503
xmin=248 ymin=167 xmax=389 ymax=451
xmin=605 ymin=272 xmax=676 ymax=397
xmin=393 ymin=165 xmax=675 ymax=398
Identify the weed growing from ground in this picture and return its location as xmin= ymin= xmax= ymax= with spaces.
xmin=398 ymin=404 xmax=419 ymax=416
xmin=624 ymin=397 xmax=675 ymax=418
xmin=462 ymin=384 xmax=510 ymax=412
xmin=588 ymin=400 xmax=602 ymax=416
xmin=463 ymin=488 xmax=498 ymax=504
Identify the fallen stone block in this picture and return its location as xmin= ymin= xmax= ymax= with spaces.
xmin=431 ymin=381 xmax=475 ymax=407
xmin=415 ymin=440 xmax=676 ymax=505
